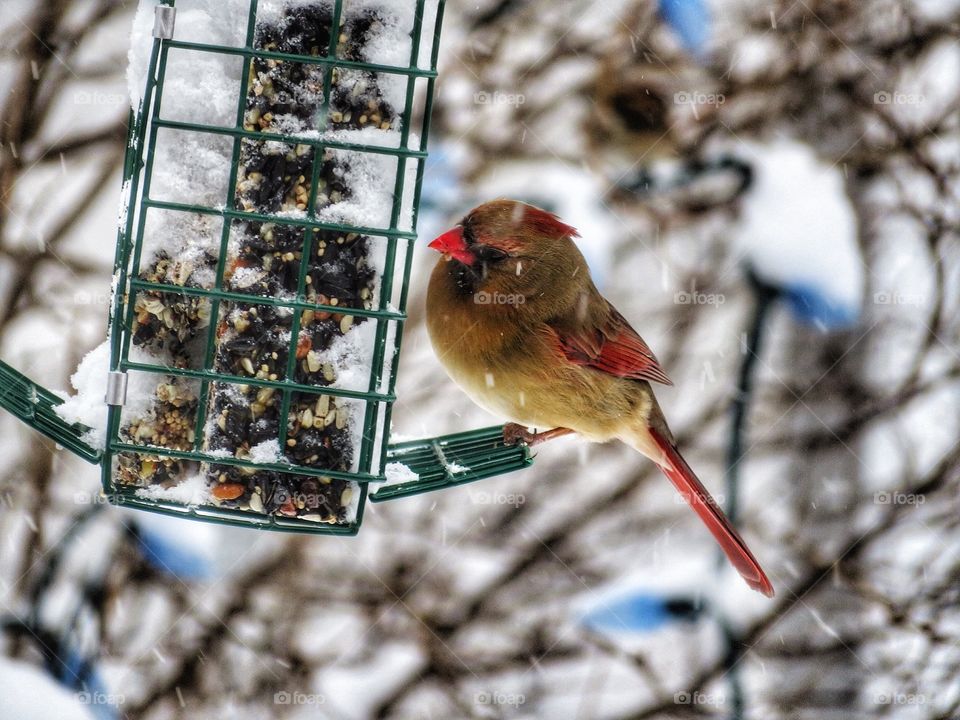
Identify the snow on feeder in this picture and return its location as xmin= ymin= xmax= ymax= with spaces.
xmin=0 ymin=0 xmax=532 ymax=534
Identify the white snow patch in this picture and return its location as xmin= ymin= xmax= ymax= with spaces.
xmin=384 ymin=461 xmax=418 ymax=485
xmin=117 ymin=178 xmax=131 ymax=231
xmin=733 ymin=138 xmax=863 ymax=316
xmin=127 ymin=0 xmax=249 ymax=113
xmin=54 ymin=340 xmax=113 ymax=448
xmin=375 ymin=310 xmax=401 ymax=393
xmin=314 ymin=317 xmax=379 ymax=392
xmin=342 ymin=480 xmax=362 ymax=523
xmin=159 ymin=48 xmax=243 ymax=128
xmin=125 ymin=1 xmax=155 ymax=112
xmin=248 ymin=438 xmax=282 ymax=463
xmin=0 ymin=657 xmax=95 ymax=720
xmin=317 ymin=127 xmax=419 ymax=232
xmin=54 ymin=339 xmax=159 ymax=449
xmin=172 ymin=0 xmax=253 ymax=48
xmin=149 ymin=128 xmax=233 ymax=207
xmin=135 ymin=472 xmax=212 ymax=506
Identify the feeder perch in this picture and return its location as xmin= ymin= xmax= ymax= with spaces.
xmin=0 ymin=0 xmax=533 ymax=534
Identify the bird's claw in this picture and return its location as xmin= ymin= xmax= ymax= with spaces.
xmin=502 ymin=424 xmax=574 ymax=447
xmin=503 ymin=423 xmax=535 ymax=446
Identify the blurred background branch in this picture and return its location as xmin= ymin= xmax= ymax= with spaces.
xmin=1 ymin=0 xmax=958 ymax=718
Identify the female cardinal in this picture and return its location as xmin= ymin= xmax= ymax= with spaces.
xmin=425 ymin=199 xmax=774 ymax=597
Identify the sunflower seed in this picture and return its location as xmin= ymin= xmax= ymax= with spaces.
xmin=142 ymin=297 xmax=166 ymax=315
xmin=315 ymin=394 xmax=329 ymax=417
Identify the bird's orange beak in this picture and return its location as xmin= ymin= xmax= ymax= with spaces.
xmin=428 ymin=226 xmax=475 ymax=265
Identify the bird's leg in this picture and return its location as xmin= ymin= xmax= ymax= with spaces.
xmin=502 ymin=423 xmax=574 ymax=447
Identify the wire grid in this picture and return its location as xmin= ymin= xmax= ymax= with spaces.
xmin=104 ymin=0 xmax=446 ymax=533
xmin=0 ymin=362 xmax=101 ymax=463
xmin=374 ymin=426 xmax=533 ymax=502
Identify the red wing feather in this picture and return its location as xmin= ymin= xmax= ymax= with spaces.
xmin=553 ymin=303 xmax=673 ymax=385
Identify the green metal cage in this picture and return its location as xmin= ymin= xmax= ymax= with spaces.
xmin=0 ymin=0 xmax=533 ymax=534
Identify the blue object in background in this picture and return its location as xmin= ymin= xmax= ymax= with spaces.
xmin=782 ymin=282 xmax=860 ymax=330
xmin=581 ymin=592 xmax=701 ymax=633
xmin=59 ymin=644 xmax=88 ymax=687
xmin=418 ymin=143 xmax=466 ymax=254
xmin=53 ymin=644 xmax=117 ymax=720
xmin=70 ymin=668 xmax=117 ymax=720
xmin=659 ymin=0 xmax=711 ymax=61
xmin=134 ymin=520 xmax=213 ymax=581
xmin=81 ymin=671 xmax=118 ymax=720
xmin=420 ymin=143 xmax=461 ymax=215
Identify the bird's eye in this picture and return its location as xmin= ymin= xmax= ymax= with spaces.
xmin=476 ymin=246 xmax=509 ymax=263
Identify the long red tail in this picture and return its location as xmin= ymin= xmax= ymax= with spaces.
xmin=648 ymin=426 xmax=775 ymax=597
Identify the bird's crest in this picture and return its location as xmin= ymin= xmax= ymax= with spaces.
xmin=516 ymin=203 xmax=580 ymax=240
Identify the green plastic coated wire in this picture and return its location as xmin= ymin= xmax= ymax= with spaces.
xmin=0 ymin=0 xmax=535 ymax=533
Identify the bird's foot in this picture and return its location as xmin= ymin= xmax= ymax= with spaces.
xmin=502 ymin=424 xmax=574 ymax=447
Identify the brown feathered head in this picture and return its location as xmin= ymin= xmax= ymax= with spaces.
xmin=428 ymin=200 xmax=589 ymax=313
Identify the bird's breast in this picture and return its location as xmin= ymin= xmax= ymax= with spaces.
xmin=426 ymin=293 xmax=545 ymax=421
xmin=425 ymin=259 xmax=649 ymax=437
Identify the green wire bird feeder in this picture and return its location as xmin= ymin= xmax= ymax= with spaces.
xmin=0 ymin=0 xmax=532 ymax=534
